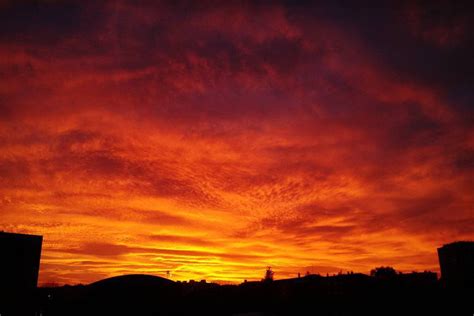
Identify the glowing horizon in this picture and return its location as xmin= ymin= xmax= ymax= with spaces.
xmin=1 ymin=1 xmax=473 ymax=285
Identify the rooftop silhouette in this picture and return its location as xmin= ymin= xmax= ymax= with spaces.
xmin=438 ymin=241 xmax=474 ymax=287
xmin=0 ymin=231 xmax=43 ymax=316
xmin=0 ymin=231 xmax=42 ymax=290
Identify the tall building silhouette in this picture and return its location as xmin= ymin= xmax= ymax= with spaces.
xmin=0 ymin=231 xmax=43 ymax=290
xmin=438 ymin=241 xmax=474 ymax=287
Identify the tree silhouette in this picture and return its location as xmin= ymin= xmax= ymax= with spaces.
xmin=370 ymin=266 xmax=398 ymax=278
xmin=263 ymin=266 xmax=274 ymax=282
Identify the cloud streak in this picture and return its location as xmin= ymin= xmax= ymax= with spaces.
xmin=0 ymin=0 xmax=473 ymax=284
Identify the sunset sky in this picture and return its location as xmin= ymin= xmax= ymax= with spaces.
xmin=1 ymin=1 xmax=473 ymax=285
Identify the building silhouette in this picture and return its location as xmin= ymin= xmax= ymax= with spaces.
xmin=0 ymin=231 xmax=43 ymax=290
xmin=438 ymin=241 xmax=474 ymax=287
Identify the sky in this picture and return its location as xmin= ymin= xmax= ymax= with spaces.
xmin=0 ymin=0 xmax=473 ymax=285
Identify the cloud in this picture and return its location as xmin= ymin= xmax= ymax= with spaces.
xmin=0 ymin=0 xmax=473 ymax=285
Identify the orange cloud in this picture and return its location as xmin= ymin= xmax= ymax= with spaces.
xmin=0 ymin=1 xmax=473 ymax=285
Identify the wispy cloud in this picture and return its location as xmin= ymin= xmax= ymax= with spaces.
xmin=0 ymin=0 xmax=473 ymax=285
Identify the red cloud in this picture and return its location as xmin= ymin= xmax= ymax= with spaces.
xmin=0 ymin=1 xmax=473 ymax=285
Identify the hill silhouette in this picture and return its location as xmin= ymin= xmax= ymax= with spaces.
xmin=40 ymin=274 xmax=179 ymax=316
xmin=88 ymin=274 xmax=174 ymax=290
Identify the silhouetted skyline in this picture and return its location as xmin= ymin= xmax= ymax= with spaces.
xmin=2 ymin=230 xmax=474 ymax=287
xmin=1 ymin=232 xmax=474 ymax=315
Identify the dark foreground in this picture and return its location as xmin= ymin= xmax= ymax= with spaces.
xmin=2 ymin=273 xmax=473 ymax=316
